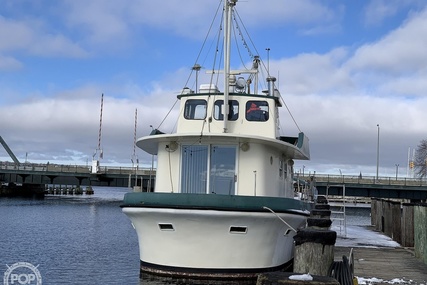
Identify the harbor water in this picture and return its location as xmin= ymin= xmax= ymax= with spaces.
xmin=0 ymin=187 xmax=371 ymax=284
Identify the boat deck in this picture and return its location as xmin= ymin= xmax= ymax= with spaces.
xmin=335 ymin=246 xmax=427 ymax=285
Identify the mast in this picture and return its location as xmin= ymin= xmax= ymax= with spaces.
xmin=132 ymin=108 xmax=138 ymax=168
xmin=97 ymin=93 xmax=104 ymax=159
xmin=91 ymin=93 xmax=104 ymax=173
xmin=223 ymin=0 xmax=236 ymax=133
xmin=132 ymin=108 xmax=139 ymax=189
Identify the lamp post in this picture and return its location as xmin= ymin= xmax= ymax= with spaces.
xmin=395 ymin=164 xmax=399 ymax=180
xmin=376 ymin=124 xmax=380 ymax=182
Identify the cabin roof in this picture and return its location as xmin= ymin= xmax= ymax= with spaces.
xmin=136 ymin=132 xmax=309 ymax=160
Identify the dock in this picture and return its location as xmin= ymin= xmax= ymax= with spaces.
xmin=335 ymin=246 xmax=427 ymax=285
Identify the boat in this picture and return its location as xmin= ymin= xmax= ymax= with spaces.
xmin=121 ymin=0 xmax=312 ymax=279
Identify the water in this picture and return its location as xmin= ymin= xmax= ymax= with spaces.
xmin=331 ymin=206 xmax=371 ymax=226
xmin=0 ymin=187 xmax=140 ymax=285
xmin=0 ymin=188 xmax=371 ymax=284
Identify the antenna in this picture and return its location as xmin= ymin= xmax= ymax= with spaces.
xmin=192 ymin=64 xmax=201 ymax=93
xmin=266 ymin=48 xmax=270 ymax=76
xmin=91 ymin=94 xmax=104 ymax=173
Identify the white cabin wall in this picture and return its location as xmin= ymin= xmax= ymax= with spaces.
xmin=226 ymin=120 xmax=276 ymax=137
xmin=177 ymin=120 xmax=207 ymax=134
xmin=237 ymin=143 xmax=288 ymax=198
xmin=154 ymin=142 xmax=180 ymax=193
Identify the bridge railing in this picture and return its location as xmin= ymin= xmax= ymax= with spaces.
xmin=297 ymin=173 xmax=427 ymax=187
xmin=2 ymin=161 xmax=426 ymax=186
xmin=0 ymin=161 xmax=154 ymax=176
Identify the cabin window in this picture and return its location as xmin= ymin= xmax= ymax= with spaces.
xmin=214 ymin=100 xmax=239 ymax=121
xmin=180 ymin=145 xmax=236 ymax=195
xmin=246 ymin=101 xmax=269 ymax=121
xmin=184 ymin=99 xmax=207 ymax=120
xmin=279 ymin=159 xmax=283 ymax=178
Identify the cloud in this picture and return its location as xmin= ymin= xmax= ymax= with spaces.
xmin=275 ymin=48 xmax=353 ymax=96
xmin=362 ymin=0 xmax=425 ymax=26
xmin=235 ymin=0 xmax=340 ymax=26
xmin=288 ymin=92 xmax=427 ymax=175
xmin=363 ymin=0 xmax=400 ymax=26
xmin=62 ymin=0 xmax=131 ymax=47
xmin=0 ymin=82 xmax=180 ymax=166
xmin=273 ymin=17 xmax=427 ymax=173
xmin=2 ymin=1 xmax=427 ymax=177
xmin=1 ymin=0 xmax=342 ymax=59
xmin=0 ymin=54 xmax=22 ymax=70
xmin=347 ymin=8 xmax=427 ymax=76
xmin=61 ymin=0 xmax=341 ymax=42
xmin=0 ymin=15 xmax=88 ymax=58
xmin=0 ymin=16 xmax=34 ymax=51
xmin=379 ymin=69 xmax=427 ymax=96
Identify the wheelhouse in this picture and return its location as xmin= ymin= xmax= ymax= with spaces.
xmin=137 ymin=85 xmax=309 ymax=198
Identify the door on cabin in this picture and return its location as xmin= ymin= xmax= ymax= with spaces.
xmin=180 ymin=145 xmax=236 ymax=195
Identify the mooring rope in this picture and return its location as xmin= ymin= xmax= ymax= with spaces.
xmin=262 ymin=206 xmax=297 ymax=232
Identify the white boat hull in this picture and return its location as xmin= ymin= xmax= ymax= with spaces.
xmin=122 ymin=206 xmax=308 ymax=278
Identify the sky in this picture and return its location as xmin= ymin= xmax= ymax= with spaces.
xmin=1 ymin=0 xmax=427 ymax=178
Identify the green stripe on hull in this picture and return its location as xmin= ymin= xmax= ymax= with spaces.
xmin=121 ymin=192 xmax=312 ymax=214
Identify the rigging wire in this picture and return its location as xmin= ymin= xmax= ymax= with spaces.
xmin=234 ymin=7 xmax=302 ymax=133
xmin=232 ymin=14 xmax=249 ymax=70
xmin=156 ymin=1 xmax=223 ymax=132
xmin=209 ymin=8 xmax=224 ymax=91
xmin=158 ymin=1 xmax=303 ymax=135
xmin=233 ymin=9 xmax=267 ymax=91
xmin=156 ymin=99 xmax=179 ymax=132
xmin=203 ymin=4 xmax=225 ymax=135
xmin=281 ymin=96 xmax=302 ymax=133
xmin=233 ymin=10 xmax=254 ymax=61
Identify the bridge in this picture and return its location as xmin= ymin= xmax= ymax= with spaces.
xmin=0 ymin=130 xmax=157 ymax=194
xmin=300 ymin=173 xmax=427 ymax=201
xmin=1 ymin=160 xmax=427 ymax=201
xmin=0 ymin=161 xmax=155 ymax=192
